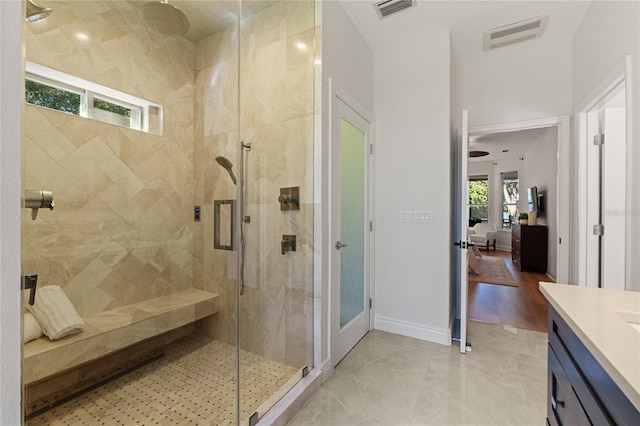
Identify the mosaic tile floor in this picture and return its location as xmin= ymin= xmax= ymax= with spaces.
xmin=27 ymin=336 xmax=298 ymax=425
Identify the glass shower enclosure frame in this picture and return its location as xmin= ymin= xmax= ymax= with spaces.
xmin=20 ymin=0 xmax=316 ymax=424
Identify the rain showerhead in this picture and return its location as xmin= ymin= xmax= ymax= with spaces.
xmin=216 ymin=156 xmax=237 ymax=185
xmin=139 ymin=0 xmax=190 ymax=36
xmin=26 ymin=0 xmax=53 ymax=22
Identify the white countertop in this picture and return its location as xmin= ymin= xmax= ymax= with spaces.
xmin=539 ymin=282 xmax=640 ymax=411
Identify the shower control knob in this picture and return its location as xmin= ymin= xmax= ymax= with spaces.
xmin=335 ymin=241 xmax=348 ymax=250
xmin=278 ymin=194 xmax=294 ymax=204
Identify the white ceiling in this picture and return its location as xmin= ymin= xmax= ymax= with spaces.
xmin=132 ymin=1 xmax=594 ymax=53
xmin=468 ymin=127 xmax=551 ymax=162
xmin=337 ymin=1 xmax=590 ymax=163
xmin=339 ymin=0 xmax=593 ymax=58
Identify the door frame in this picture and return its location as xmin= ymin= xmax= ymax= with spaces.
xmin=575 ymin=56 xmax=631 ymax=289
xmin=328 ymin=78 xmax=375 ymax=367
xmin=466 ymin=115 xmax=571 ymax=283
xmin=0 ymin=1 xmax=24 ymax=423
xmin=456 ymin=110 xmax=470 ymax=354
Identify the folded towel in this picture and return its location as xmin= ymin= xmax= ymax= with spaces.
xmin=24 ymin=312 xmax=43 ymax=343
xmin=27 ymin=285 xmax=85 ymax=340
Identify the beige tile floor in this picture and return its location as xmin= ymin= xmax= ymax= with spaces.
xmin=288 ymin=321 xmax=548 ymax=426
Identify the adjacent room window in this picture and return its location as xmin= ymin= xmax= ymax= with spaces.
xmin=25 ymin=62 xmax=162 ymax=134
xmin=468 ymin=175 xmax=489 ymax=225
xmin=502 ymin=171 xmax=519 ymax=229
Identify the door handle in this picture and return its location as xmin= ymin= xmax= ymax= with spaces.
xmin=454 ymin=241 xmax=474 ymax=249
xmin=335 ymin=241 xmax=348 ymax=250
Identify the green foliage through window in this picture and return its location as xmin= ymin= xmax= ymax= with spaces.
xmin=502 ymin=174 xmax=519 ymax=228
xmin=25 ymin=80 xmax=80 ymax=115
xmin=94 ymin=98 xmax=131 ymax=118
xmin=25 ymin=62 xmax=155 ymax=133
xmin=469 ymin=179 xmax=489 ymax=221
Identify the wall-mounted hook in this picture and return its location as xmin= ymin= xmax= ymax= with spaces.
xmin=23 ymin=274 xmax=38 ymax=305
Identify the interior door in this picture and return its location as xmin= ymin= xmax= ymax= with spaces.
xmin=331 ymin=95 xmax=371 ymax=365
xmin=456 ymin=110 xmax=470 ymax=354
xmin=585 ymin=87 xmax=626 ymax=290
xmin=585 ymin=109 xmax=600 ymax=288
xmin=601 ymin=101 xmax=626 ymax=290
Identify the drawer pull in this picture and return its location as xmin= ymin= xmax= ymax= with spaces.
xmin=551 ymin=396 xmax=565 ymax=410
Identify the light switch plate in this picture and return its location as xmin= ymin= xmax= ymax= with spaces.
xmin=414 ymin=210 xmax=432 ymax=223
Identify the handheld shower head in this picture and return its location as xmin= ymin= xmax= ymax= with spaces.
xmin=215 ymin=156 xmax=237 ymax=185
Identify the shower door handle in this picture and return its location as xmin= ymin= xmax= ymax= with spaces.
xmin=335 ymin=241 xmax=348 ymax=250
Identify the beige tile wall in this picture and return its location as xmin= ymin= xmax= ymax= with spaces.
xmin=193 ymin=0 xmax=315 ymax=369
xmin=23 ymin=0 xmax=195 ymax=316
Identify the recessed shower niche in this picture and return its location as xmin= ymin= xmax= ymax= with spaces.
xmin=21 ymin=0 xmax=316 ymax=424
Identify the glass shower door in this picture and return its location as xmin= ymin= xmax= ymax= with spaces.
xmin=237 ymin=0 xmax=316 ymax=423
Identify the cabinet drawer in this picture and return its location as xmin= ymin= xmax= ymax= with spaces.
xmin=548 ymin=344 xmax=592 ymax=426
xmin=548 ymin=306 xmax=639 ymax=424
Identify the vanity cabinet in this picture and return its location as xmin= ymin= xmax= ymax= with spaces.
xmin=511 ymin=224 xmax=547 ymax=272
xmin=547 ymin=306 xmax=640 ymax=425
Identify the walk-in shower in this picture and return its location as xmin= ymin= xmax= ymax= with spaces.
xmin=21 ymin=0 xmax=316 ymax=424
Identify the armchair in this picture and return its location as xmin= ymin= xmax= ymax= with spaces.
xmin=468 ymin=223 xmax=497 ymax=251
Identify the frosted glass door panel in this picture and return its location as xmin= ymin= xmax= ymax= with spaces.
xmin=340 ymin=119 xmax=366 ymax=328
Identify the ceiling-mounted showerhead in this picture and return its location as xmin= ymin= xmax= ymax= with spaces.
xmin=26 ymin=0 xmax=53 ymax=23
xmin=139 ymin=0 xmax=190 ymax=36
xmin=215 ymin=156 xmax=237 ymax=185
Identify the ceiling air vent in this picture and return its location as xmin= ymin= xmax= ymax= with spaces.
xmin=483 ymin=15 xmax=549 ymax=51
xmin=374 ymin=0 xmax=415 ymax=19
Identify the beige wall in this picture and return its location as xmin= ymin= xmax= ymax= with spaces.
xmin=193 ymin=0 xmax=315 ymax=368
xmin=23 ymin=1 xmax=195 ymax=317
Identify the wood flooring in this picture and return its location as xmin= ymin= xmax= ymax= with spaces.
xmin=468 ymin=249 xmax=553 ymax=333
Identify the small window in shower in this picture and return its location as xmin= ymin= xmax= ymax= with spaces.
xmin=92 ymin=96 xmax=141 ymax=130
xmin=25 ymin=61 xmax=162 ymax=135
xmin=25 ymin=79 xmax=81 ymax=115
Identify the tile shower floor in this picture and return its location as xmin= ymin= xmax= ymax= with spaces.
xmin=28 ymin=336 xmax=297 ymax=425
xmin=288 ymin=321 xmax=548 ymax=426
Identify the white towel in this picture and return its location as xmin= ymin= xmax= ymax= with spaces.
xmin=24 ymin=312 xmax=43 ymax=343
xmin=27 ymin=285 xmax=85 ymax=340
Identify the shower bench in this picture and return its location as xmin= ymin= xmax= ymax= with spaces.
xmin=24 ymin=288 xmax=219 ymax=384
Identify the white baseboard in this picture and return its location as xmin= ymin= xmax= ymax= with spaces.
xmin=374 ymin=316 xmax=451 ymax=346
xmin=496 ymin=245 xmax=511 ymax=252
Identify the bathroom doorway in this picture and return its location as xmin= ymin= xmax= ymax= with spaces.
xmin=463 ymin=117 xmax=569 ymax=333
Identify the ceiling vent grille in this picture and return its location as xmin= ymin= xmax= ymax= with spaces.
xmin=374 ymin=0 xmax=415 ymax=19
xmin=483 ymin=15 xmax=549 ymax=51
